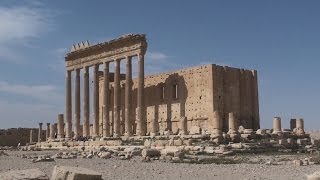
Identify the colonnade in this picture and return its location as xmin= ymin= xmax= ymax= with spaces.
xmin=64 ymin=54 xmax=146 ymax=139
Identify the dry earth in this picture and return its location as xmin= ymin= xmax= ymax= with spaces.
xmin=0 ymin=150 xmax=319 ymax=180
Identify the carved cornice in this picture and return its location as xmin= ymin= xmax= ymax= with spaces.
xmin=65 ymin=34 xmax=147 ymax=70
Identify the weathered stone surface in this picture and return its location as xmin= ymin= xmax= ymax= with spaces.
xmin=0 ymin=168 xmax=49 ymax=180
xmin=141 ymin=149 xmax=161 ymax=157
xmin=307 ymin=171 xmax=320 ymax=180
xmin=51 ymin=165 xmax=102 ymax=180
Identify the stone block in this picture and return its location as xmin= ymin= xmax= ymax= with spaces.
xmin=51 ymin=165 xmax=102 ymax=180
xmin=189 ymin=126 xmax=201 ymax=134
xmin=292 ymin=159 xmax=302 ymax=166
xmin=0 ymin=168 xmax=49 ymax=180
xmin=141 ymin=149 xmax=161 ymax=157
xmin=311 ymin=139 xmax=320 ymax=145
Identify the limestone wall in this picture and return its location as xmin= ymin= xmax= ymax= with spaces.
xmin=98 ymin=64 xmax=259 ymax=136
xmin=0 ymin=128 xmax=44 ymax=146
xmin=212 ymin=65 xmax=260 ymax=132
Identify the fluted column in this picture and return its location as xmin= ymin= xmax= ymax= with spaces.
xmin=74 ymin=68 xmax=81 ymax=139
xmin=125 ymin=56 xmax=132 ymax=136
xmin=46 ymin=123 xmax=50 ymax=141
xmin=103 ymin=62 xmax=110 ymax=137
xmin=83 ymin=66 xmax=90 ymax=137
xmin=114 ymin=59 xmax=121 ymax=137
xmin=93 ymin=64 xmax=99 ymax=137
xmin=38 ymin=123 xmax=43 ymax=142
xmin=137 ymin=54 xmax=146 ymax=136
xmin=65 ymin=70 xmax=72 ymax=139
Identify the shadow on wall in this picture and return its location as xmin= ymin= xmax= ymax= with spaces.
xmin=142 ymin=73 xmax=188 ymax=133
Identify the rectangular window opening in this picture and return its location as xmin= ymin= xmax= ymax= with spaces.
xmin=172 ymin=84 xmax=178 ymax=99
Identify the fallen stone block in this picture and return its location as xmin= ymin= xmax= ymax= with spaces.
xmin=293 ymin=159 xmax=302 ymax=166
xmin=141 ymin=149 xmax=161 ymax=157
xmin=100 ymin=152 xmax=111 ymax=159
xmin=0 ymin=168 xmax=49 ymax=180
xmin=51 ymin=165 xmax=102 ymax=180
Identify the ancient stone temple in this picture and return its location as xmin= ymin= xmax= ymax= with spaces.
xmin=63 ymin=33 xmax=260 ymax=139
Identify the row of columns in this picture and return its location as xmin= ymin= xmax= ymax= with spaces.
xmin=65 ymin=54 xmax=146 ymax=139
xmin=273 ymin=117 xmax=305 ymax=135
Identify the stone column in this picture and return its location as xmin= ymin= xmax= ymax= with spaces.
xmin=272 ymin=117 xmax=282 ymax=134
xmin=227 ymin=112 xmax=240 ymax=141
xmin=46 ymin=123 xmax=50 ymax=141
xmin=54 ymin=123 xmax=58 ymax=138
xmin=125 ymin=56 xmax=132 ymax=136
xmin=211 ymin=110 xmax=222 ymax=138
xmin=114 ymin=59 xmax=121 ymax=137
xmin=50 ymin=124 xmax=55 ymax=140
xmin=290 ymin=119 xmax=296 ymax=131
xmin=83 ymin=66 xmax=90 ymax=137
xmin=295 ymin=118 xmax=305 ymax=135
xmin=74 ymin=68 xmax=81 ymax=139
xmin=103 ymin=62 xmax=110 ymax=137
xmin=57 ymin=114 xmax=65 ymax=139
xmin=137 ymin=54 xmax=146 ymax=136
xmin=65 ymin=70 xmax=72 ymax=139
xmin=93 ymin=64 xmax=99 ymax=137
xmin=179 ymin=117 xmax=188 ymax=135
xmin=30 ymin=129 xmax=33 ymax=143
xmin=38 ymin=123 xmax=43 ymax=142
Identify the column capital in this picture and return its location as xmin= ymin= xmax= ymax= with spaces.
xmin=46 ymin=123 xmax=50 ymax=126
xmin=39 ymin=122 xmax=43 ymax=126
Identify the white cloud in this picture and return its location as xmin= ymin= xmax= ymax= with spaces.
xmin=0 ymin=4 xmax=54 ymax=62
xmin=146 ymin=52 xmax=169 ymax=60
xmin=0 ymin=6 xmax=52 ymax=43
xmin=0 ymin=81 xmax=63 ymax=103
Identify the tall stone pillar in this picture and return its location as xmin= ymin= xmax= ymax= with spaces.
xmin=295 ymin=118 xmax=305 ymax=135
xmin=227 ymin=112 xmax=240 ymax=141
xmin=103 ymin=62 xmax=110 ymax=137
xmin=65 ymin=70 xmax=72 ymax=139
xmin=57 ymin=114 xmax=65 ymax=139
xmin=125 ymin=57 xmax=132 ymax=136
xmin=30 ymin=129 xmax=33 ymax=143
xmin=272 ymin=117 xmax=282 ymax=134
xmin=50 ymin=124 xmax=55 ymax=140
xmin=38 ymin=123 xmax=43 ymax=142
xmin=93 ymin=64 xmax=99 ymax=137
xmin=137 ymin=54 xmax=146 ymax=136
xmin=74 ymin=68 xmax=81 ymax=139
xmin=114 ymin=59 xmax=121 ymax=137
xmin=83 ymin=66 xmax=90 ymax=137
xmin=46 ymin=123 xmax=50 ymax=141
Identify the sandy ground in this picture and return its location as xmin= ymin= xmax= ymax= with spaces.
xmin=0 ymin=150 xmax=319 ymax=180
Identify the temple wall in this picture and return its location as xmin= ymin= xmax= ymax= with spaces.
xmin=98 ymin=64 xmax=260 ymax=136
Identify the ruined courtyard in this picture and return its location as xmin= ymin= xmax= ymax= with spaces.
xmin=0 ymin=34 xmax=320 ymax=180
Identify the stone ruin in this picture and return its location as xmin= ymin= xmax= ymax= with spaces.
xmin=1 ymin=34 xmax=319 ymax=179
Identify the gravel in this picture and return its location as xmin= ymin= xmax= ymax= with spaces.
xmin=0 ymin=150 xmax=318 ymax=180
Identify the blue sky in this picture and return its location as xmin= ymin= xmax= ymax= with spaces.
xmin=0 ymin=0 xmax=319 ymax=130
